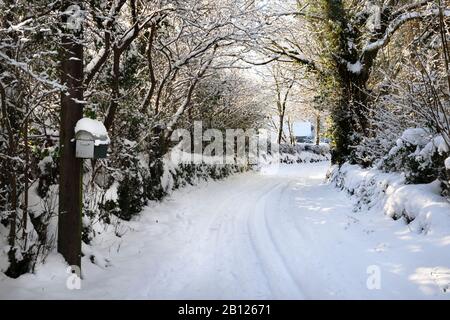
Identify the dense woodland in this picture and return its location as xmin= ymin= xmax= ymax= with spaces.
xmin=1 ymin=0 xmax=449 ymax=279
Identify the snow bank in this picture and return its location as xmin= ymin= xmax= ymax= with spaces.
xmin=329 ymin=163 xmax=450 ymax=236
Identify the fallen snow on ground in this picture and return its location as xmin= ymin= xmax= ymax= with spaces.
xmin=1 ymin=163 xmax=450 ymax=299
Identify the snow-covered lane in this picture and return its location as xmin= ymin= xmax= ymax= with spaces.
xmin=1 ymin=162 xmax=450 ymax=299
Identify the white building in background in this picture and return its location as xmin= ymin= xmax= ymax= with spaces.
xmin=283 ymin=121 xmax=314 ymax=143
xmin=292 ymin=122 xmax=313 ymax=142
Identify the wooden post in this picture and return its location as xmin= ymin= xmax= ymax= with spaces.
xmin=58 ymin=0 xmax=84 ymax=268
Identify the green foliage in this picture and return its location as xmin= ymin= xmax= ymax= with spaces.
xmin=304 ymin=0 xmax=356 ymax=163
xmin=116 ymin=174 xmax=146 ymax=221
xmin=109 ymin=139 xmax=149 ymax=221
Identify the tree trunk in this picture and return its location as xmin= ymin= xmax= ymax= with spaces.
xmin=58 ymin=0 xmax=84 ymax=269
xmin=104 ymin=48 xmax=120 ymax=131
xmin=0 ymin=3 xmax=19 ymax=258
xmin=22 ymin=103 xmax=29 ymax=247
xmin=140 ymin=25 xmax=157 ymax=115
xmin=8 ymin=174 xmax=17 ymax=248
xmin=315 ymin=113 xmax=320 ymax=146
xmin=277 ymin=109 xmax=284 ymax=145
xmin=331 ymin=62 xmax=372 ymax=164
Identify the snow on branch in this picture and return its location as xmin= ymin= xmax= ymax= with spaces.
xmin=116 ymin=7 xmax=174 ymax=52
xmin=165 ymin=55 xmax=216 ymax=136
xmin=390 ymin=0 xmax=433 ymax=18
xmin=266 ymin=43 xmax=317 ymax=70
xmin=0 ymin=51 xmax=65 ymax=90
xmin=83 ymin=0 xmax=127 ymax=87
xmin=84 ymin=4 xmax=173 ymax=87
xmin=7 ymin=18 xmax=33 ymax=32
xmin=363 ymin=8 xmax=450 ymax=54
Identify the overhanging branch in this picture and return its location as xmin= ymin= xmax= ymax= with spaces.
xmin=363 ymin=8 xmax=450 ymax=55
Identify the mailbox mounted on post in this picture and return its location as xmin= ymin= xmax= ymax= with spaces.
xmin=74 ymin=118 xmax=110 ymax=159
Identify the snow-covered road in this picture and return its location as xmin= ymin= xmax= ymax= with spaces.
xmin=1 ymin=163 xmax=450 ymax=299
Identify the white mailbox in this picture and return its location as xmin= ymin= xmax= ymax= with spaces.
xmin=75 ymin=118 xmax=110 ymax=159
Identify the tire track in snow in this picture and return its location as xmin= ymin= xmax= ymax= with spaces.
xmin=143 ymin=175 xmax=277 ymax=298
xmin=247 ymin=181 xmax=306 ymax=298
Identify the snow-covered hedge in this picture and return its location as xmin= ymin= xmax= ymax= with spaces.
xmin=329 ymin=163 xmax=450 ymax=235
xmin=269 ymin=143 xmax=331 ymax=164
xmin=160 ymin=149 xmax=245 ymax=195
xmin=96 ymin=145 xmax=246 ymax=223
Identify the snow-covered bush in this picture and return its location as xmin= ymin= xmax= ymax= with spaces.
xmin=380 ymin=128 xmax=449 ymax=185
xmin=0 ymin=140 xmax=60 ymax=277
xmin=99 ymin=139 xmax=148 ymax=222
xmin=329 ymin=163 xmax=450 ymax=235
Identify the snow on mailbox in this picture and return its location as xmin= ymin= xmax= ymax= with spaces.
xmin=75 ymin=118 xmax=110 ymax=159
